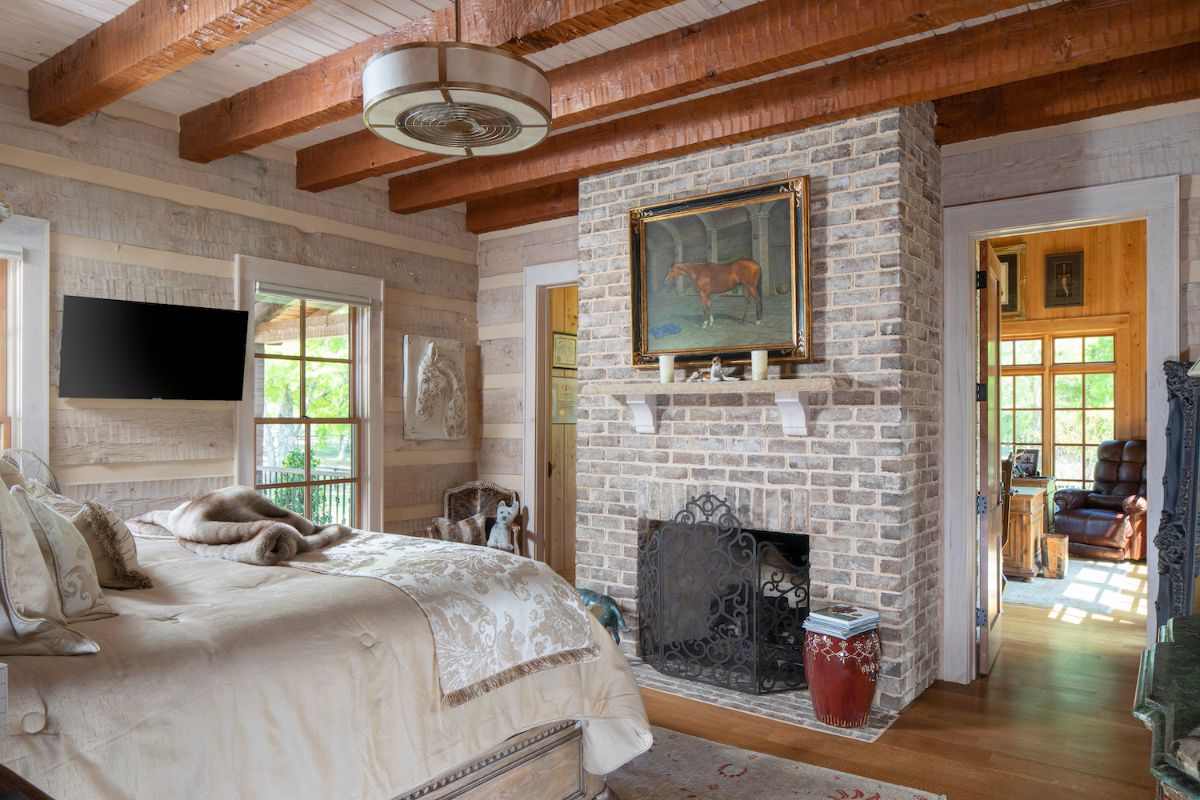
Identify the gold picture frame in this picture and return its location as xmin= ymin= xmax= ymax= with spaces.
xmin=551 ymin=332 xmax=577 ymax=369
xmin=628 ymin=177 xmax=812 ymax=368
xmin=994 ymin=243 xmax=1026 ymax=319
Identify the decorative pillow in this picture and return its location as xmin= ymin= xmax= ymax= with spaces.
xmin=0 ymin=480 xmax=99 ymax=655
xmin=23 ymin=483 xmax=151 ymax=590
xmin=12 ymin=487 xmax=115 ymax=622
xmin=430 ymin=512 xmax=488 ymax=546
xmin=72 ymin=501 xmax=153 ymax=591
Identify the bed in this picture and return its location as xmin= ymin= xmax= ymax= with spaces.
xmin=0 ymin=536 xmax=651 ymax=799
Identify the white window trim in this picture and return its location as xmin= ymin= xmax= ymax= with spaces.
xmin=0 ymin=216 xmax=50 ymax=462
xmin=941 ymin=176 xmax=1179 ymax=683
xmin=234 ymin=255 xmax=385 ymax=531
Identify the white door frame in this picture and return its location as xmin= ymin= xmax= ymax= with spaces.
xmin=522 ymin=259 xmax=578 ymax=560
xmin=0 ymin=216 xmax=50 ymax=463
xmin=941 ymin=176 xmax=1180 ymax=683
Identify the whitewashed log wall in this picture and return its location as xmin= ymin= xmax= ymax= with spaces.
xmin=942 ymin=103 xmax=1200 ymax=361
xmin=476 ymin=219 xmax=579 ymax=494
xmin=0 ymin=83 xmax=479 ymax=530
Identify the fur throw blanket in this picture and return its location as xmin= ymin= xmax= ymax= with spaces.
xmin=128 ymin=486 xmax=351 ymax=566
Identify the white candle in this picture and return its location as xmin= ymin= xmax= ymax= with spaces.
xmin=659 ymin=355 xmax=675 ymax=383
xmin=751 ymin=350 xmax=768 ymax=381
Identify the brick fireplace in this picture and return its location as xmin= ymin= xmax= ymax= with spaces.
xmin=574 ymin=105 xmax=943 ymax=711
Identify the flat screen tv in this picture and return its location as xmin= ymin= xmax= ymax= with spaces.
xmin=59 ymin=295 xmax=250 ymax=401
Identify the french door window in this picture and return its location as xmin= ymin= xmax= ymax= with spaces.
xmin=253 ymin=292 xmax=360 ymax=526
xmin=1000 ymin=333 xmax=1118 ymax=488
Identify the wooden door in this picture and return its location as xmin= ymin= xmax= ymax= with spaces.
xmin=978 ymin=241 xmax=1004 ymax=675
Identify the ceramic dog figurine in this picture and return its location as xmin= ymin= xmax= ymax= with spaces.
xmin=486 ymin=500 xmax=517 ymax=551
xmin=577 ymin=588 xmax=631 ymax=644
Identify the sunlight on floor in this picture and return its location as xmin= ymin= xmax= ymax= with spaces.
xmin=1016 ymin=561 xmax=1148 ymax=626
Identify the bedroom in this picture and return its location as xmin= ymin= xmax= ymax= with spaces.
xmin=0 ymin=1 xmax=1198 ymax=799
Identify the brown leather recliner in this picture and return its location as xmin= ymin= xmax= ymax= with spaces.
xmin=1053 ymin=440 xmax=1147 ymax=562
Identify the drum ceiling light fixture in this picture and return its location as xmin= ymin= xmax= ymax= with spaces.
xmin=361 ymin=1 xmax=552 ymax=157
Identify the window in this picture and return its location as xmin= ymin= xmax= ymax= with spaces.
xmin=253 ymin=292 xmax=360 ymax=526
xmin=999 ymin=332 xmax=1118 ymax=486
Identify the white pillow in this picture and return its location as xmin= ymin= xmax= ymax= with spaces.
xmin=12 ymin=486 xmax=115 ymax=623
xmin=0 ymin=481 xmax=99 ymax=655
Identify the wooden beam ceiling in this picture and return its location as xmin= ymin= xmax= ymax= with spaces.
xmin=387 ymin=0 xmax=1200 ymax=214
xmin=296 ymin=0 xmax=1031 ymax=193
xmin=934 ymin=42 xmax=1200 ymax=145
xmin=178 ymin=0 xmax=686 ymax=163
xmin=28 ymin=0 xmax=312 ymax=126
xmin=465 ymin=179 xmax=579 ymax=234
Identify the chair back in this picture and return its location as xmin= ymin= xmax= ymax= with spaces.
xmin=1091 ymin=440 xmax=1146 ymax=498
xmin=443 ymin=480 xmax=520 ymax=524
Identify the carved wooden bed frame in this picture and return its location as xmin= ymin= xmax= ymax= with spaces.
xmin=394 ymin=721 xmax=616 ymax=800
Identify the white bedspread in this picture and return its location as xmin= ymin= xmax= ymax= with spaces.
xmin=0 ymin=538 xmax=651 ymax=800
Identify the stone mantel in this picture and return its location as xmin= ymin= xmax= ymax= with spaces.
xmin=582 ymin=377 xmax=839 ymax=436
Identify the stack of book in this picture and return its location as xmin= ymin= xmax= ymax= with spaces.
xmin=803 ymin=605 xmax=879 ymax=639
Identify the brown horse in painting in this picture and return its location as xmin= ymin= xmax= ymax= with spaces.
xmin=665 ymin=259 xmax=763 ymax=328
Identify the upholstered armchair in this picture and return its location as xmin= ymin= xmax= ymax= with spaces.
xmin=1053 ymin=439 xmax=1147 ymax=562
xmin=427 ymin=480 xmax=528 ymax=555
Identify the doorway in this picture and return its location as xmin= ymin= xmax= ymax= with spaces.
xmin=988 ymin=221 xmax=1150 ymax=670
xmin=942 ymin=177 xmax=1180 ymax=682
xmin=542 ymin=285 xmax=578 ymax=581
xmin=521 ymin=260 xmax=578 ymax=572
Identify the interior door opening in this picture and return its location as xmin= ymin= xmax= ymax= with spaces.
xmin=540 ymin=284 xmax=578 ymax=582
xmin=976 ymin=219 xmax=1150 ymax=675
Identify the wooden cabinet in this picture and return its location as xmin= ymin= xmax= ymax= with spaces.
xmin=1004 ymin=487 xmax=1044 ymax=581
xmin=1011 ymin=475 xmax=1057 ymax=536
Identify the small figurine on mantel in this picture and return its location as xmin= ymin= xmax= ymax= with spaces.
xmin=686 ymin=356 xmax=740 ymax=383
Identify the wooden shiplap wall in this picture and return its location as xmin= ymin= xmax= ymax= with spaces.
xmin=0 ymin=83 xmax=479 ymax=530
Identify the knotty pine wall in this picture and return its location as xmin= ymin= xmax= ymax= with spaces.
xmin=990 ymin=219 xmax=1148 ymax=439
xmin=0 ymin=83 xmax=479 ymax=530
xmin=942 ymin=103 xmax=1200 ymax=362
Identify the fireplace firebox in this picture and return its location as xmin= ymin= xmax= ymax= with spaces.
xmin=637 ymin=493 xmax=810 ymax=695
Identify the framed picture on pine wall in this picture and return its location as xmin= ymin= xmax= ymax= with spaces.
xmin=628 ymin=177 xmax=812 ymax=368
xmin=1044 ymin=251 xmax=1085 ymax=307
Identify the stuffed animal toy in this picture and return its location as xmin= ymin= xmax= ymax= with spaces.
xmin=486 ymin=500 xmax=517 ymax=552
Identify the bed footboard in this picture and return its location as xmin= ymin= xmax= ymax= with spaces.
xmin=393 ymin=721 xmax=613 ymax=800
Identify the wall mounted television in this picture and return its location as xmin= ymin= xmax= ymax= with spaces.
xmin=58 ymin=295 xmax=250 ymax=401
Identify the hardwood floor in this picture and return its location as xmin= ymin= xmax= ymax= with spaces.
xmin=644 ymin=604 xmax=1154 ymax=800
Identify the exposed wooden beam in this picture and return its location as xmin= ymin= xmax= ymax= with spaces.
xmin=465 ymin=180 xmax=579 ymax=234
xmin=296 ymin=136 xmax=439 ymax=194
xmin=29 ymin=0 xmax=312 ymax=126
xmin=463 ymin=0 xmax=689 ymax=56
xmin=934 ymin=42 xmax=1200 ymax=145
xmin=297 ymin=0 xmax=1031 ymax=192
xmin=388 ymin=0 xmax=1200 ymax=214
xmin=179 ymin=0 xmax=685 ymax=163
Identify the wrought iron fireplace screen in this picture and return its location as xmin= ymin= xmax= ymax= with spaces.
xmin=638 ymin=492 xmax=810 ymax=695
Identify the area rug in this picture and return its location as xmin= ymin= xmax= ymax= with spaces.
xmin=1002 ymin=557 xmax=1147 ymax=616
xmin=608 ymin=727 xmax=944 ymax=800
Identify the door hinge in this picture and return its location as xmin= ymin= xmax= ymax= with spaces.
xmin=976 ymin=493 xmax=988 ymax=515
xmin=976 ymin=382 xmax=988 ymax=402
xmin=976 ymin=270 xmax=987 ymax=290
xmin=976 ymin=607 xmax=988 ymax=626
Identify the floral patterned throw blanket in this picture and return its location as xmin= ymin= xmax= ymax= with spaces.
xmin=284 ymin=532 xmax=598 ymax=706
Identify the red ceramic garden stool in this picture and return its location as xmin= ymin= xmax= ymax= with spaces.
xmin=802 ymin=619 xmax=881 ymax=729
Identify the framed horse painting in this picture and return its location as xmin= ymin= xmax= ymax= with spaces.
xmin=628 ymin=177 xmax=811 ymax=367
